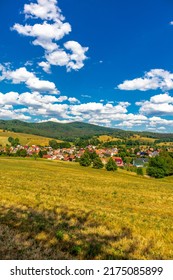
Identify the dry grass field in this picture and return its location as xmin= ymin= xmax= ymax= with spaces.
xmin=130 ymin=135 xmax=156 ymax=143
xmin=0 ymin=130 xmax=63 ymax=146
xmin=0 ymin=158 xmax=173 ymax=260
xmin=98 ymin=135 xmax=121 ymax=142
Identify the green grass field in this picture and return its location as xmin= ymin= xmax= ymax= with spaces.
xmin=0 ymin=158 xmax=173 ymax=260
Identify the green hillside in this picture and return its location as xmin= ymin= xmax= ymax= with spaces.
xmin=0 ymin=119 xmax=173 ymax=141
xmin=0 ymin=158 xmax=173 ymax=260
xmin=0 ymin=120 xmax=120 ymax=141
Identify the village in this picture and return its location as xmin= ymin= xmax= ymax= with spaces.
xmin=0 ymin=138 xmax=164 ymax=168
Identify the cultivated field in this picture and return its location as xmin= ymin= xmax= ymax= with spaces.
xmin=0 ymin=130 xmax=63 ymax=146
xmin=0 ymin=158 xmax=173 ymax=260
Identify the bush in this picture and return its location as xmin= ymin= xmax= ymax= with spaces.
xmin=106 ymin=157 xmax=117 ymax=171
xmin=136 ymin=167 xmax=144 ymax=176
xmin=93 ymin=157 xmax=104 ymax=169
xmin=147 ymin=166 xmax=165 ymax=178
xmin=146 ymin=154 xmax=173 ymax=178
xmin=79 ymin=152 xmax=92 ymax=167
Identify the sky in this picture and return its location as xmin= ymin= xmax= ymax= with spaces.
xmin=0 ymin=0 xmax=173 ymax=132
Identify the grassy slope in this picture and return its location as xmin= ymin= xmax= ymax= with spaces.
xmin=0 ymin=158 xmax=173 ymax=260
xmin=0 ymin=130 xmax=63 ymax=146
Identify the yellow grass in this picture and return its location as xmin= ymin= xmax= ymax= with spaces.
xmin=0 ymin=158 xmax=173 ymax=260
xmin=98 ymin=135 xmax=121 ymax=142
xmin=0 ymin=130 xmax=63 ymax=146
xmin=157 ymin=142 xmax=173 ymax=147
xmin=130 ymin=135 xmax=156 ymax=143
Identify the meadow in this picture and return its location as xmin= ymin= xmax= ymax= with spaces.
xmin=0 ymin=158 xmax=173 ymax=260
xmin=0 ymin=130 xmax=63 ymax=147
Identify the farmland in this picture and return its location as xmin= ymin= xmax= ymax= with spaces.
xmin=0 ymin=130 xmax=63 ymax=147
xmin=0 ymin=158 xmax=173 ymax=260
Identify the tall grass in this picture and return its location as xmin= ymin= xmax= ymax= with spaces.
xmin=0 ymin=158 xmax=173 ymax=259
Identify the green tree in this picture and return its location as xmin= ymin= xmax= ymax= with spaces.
xmin=105 ymin=157 xmax=117 ymax=171
xmin=32 ymin=153 xmax=38 ymax=160
xmin=8 ymin=136 xmax=14 ymax=144
xmin=147 ymin=166 xmax=165 ymax=178
xmin=93 ymin=157 xmax=104 ymax=169
xmin=136 ymin=167 xmax=144 ymax=176
xmin=79 ymin=152 xmax=92 ymax=167
xmin=38 ymin=150 xmax=43 ymax=158
xmin=146 ymin=155 xmax=169 ymax=178
xmin=19 ymin=149 xmax=27 ymax=157
xmin=49 ymin=140 xmax=58 ymax=149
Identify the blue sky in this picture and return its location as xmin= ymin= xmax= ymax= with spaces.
xmin=0 ymin=0 xmax=173 ymax=132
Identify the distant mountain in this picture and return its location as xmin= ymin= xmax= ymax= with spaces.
xmin=0 ymin=119 xmax=173 ymax=141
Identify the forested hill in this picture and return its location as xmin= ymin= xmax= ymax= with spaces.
xmin=0 ymin=119 xmax=173 ymax=141
xmin=0 ymin=120 xmax=120 ymax=141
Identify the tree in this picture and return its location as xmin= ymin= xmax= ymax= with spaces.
xmin=38 ymin=150 xmax=43 ymax=158
xmin=88 ymin=151 xmax=98 ymax=161
xmin=32 ymin=153 xmax=38 ymax=160
xmin=93 ymin=157 xmax=104 ymax=169
xmin=8 ymin=136 xmax=14 ymax=144
xmin=49 ymin=140 xmax=58 ymax=149
xmin=146 ymin=155 xmax=172 ymax=178
xmin=147 ymin=166 xmax=165 ymax=178
xmin=136 ymin=167 xmax=144 ymax=176
xmin=8 ymin=137 xmax=20 ymax=147
xmin=105 ymin=157 xmax=117 ymax=171
xmin=79 ymin=152 xmax=92 ymax=167
xmin=19 ymin=149 xmax=27 ymax=157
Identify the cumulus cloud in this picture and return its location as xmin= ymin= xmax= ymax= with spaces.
xmin=68 ymin=97 xmax=80 ymax=104
xmin=12 ymin=0 xmax=88 ymax=72
xmin=38 ymin=61 xmax=51 ymax=73
xmin=12 ymin=22 xmax=71 ymax=51
xmin=118 ymin=69 xmax=173 ymax=91
xmin=0 ymin=89 xmax=173 ymax=130
xmin=136 ymin=93 xmax=173 ymax=115
xmin=0 ymin=65 xmax=59 ymax=94
xmin=64 ymin=41 xmax=89 ymax=71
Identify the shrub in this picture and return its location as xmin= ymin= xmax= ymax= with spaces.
xmin=79 ymin=152 xmax=92 ymax=167
xmin=93 ymin=157 xmax=104 ymax=169
xmin=146 ymin=154 xmax=173 ymax=178
xmin=147 ymin=166 xmax=165 ymax=178
xmin=106 ymin=157 xmax=117 ymax=171
xmin=136 ymin=167 xmax=144 ymax=176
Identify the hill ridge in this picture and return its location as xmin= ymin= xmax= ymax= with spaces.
xmin=0 ymin=119 xmax=173 ymax=141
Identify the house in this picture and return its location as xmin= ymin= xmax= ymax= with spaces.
xmin=43 ymin=155 xmax=52 ymax=159
xmin=133 ymin=158 xmax=149 ymax=167
xmin=113 ymin=157 xmax=124 ymax=167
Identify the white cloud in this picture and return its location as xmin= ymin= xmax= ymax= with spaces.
xmin=0 ymin=91 xmax=19 ymax=105
xmin=0 ymin=107 xmax=31 ymax=121
xmin=45 ymin=49 xmax=69 ymax=67
xmin=150 ymin=92 xmax=173 ymax=103
xmin=24 ymin=0 xmax=64 ymax=22
xmin=12 ymin=22 xmax=71 ymax=51
xmin=118 ymin=69 xmax=173 ymax=91
xmin=1 ymin=87 xmax=172 ymax=131
xmin=0 ymin=65 xmax=59 ymax=94
xmin=64 ymin=41 xmax=89 ymax=71
xmin=68 ymin=97 xmax=80 ymax=104
xmin=39 ymin=118 xmax=72 ymax=123
xmin=38 ymin=61 xmax=51 ymax=73
xmin=12 ymin=0 xmax=88 ymax=72
xmin=136 ymin=93 xmax=173 ymax=115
